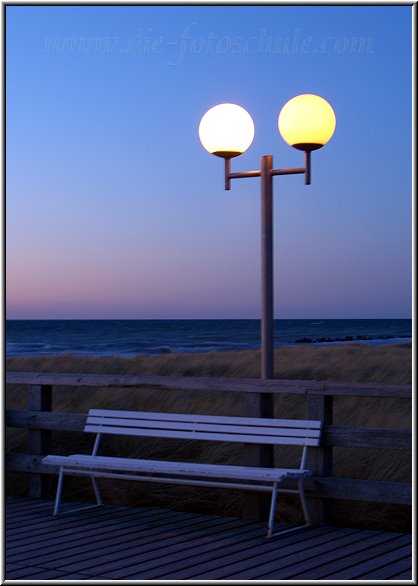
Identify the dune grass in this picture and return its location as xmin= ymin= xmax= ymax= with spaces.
xmin=6 ymin=341 xmax=412 ymax=382
xmin=6 ymin=342 xmax=412 ymax=532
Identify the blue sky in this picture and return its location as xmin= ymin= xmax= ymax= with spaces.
xmin=6 ymin=5 xmax=412 ymax=319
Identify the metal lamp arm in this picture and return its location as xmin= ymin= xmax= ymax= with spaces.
xmin=224 ymin=150 xmax=311 ymax=190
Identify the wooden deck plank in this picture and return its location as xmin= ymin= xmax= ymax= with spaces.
xmin=6 ymin=566 xmax=72 ymax=580
xmin=5 ymin=557 xmax=91 ymax=580
xmin=6 ymin=500 xmax=52 ymax=514
xmin=6 ymin=495 xmax=50 ymax=507
xmin=322 ymin=543 xmax=412 ymax=579
xmin=6 ymin=502 xmax=174 ymax=542
xmin=390 ymin=568 xmax=413 ymax=580
xmin=6 ymin=500 xmax=142 ymax=529
xmin=6 ymin=501 xmax=74 ymax=521
xmin=17 ymin=511 xmax=242 ymax=569
xmin=183 ymin=528 xmax=382 ymax=579
xmin=249 ymin=532 xmax=410 ymax=580
xmin=41 ymin=574 xmax=90 ymax=580
xmin=154 ymin=527 xmax=362 ymax=580
xmin=103 ymin=526 xmax=327 ymax=580
xmin=6 ymin=507 xmax=228 ymax=561
xmin=6 ymin=503 xmax=188 ymax=540
xmin=6 ymin=506 xmax=164 ymax=548
xmin=6 ymin=497 xmax=412 ymax=581
xmin=362 ymin=556 xmax=412 ymax=580
xmin=6 ymin=495 xmax=75 ymax=510
xmin=6 ymin=505 xmax=123 ymax=532
xmin=6 ymin=501 xmax=169 ymax=534
xmin=5 ymin=496 xmax=122 ymax=518
xmin=40 ymin=516 xmax=262 ymax=573
xmin=52 ymin=516 xmax=255 ymax=574
xmin=94 ymin=522 xmax=266 ymax=579
xmin=9 ymin=510 xmax=229 ymax=557
xmin=280 ymin=533 xmax=410 ymax=579
xmin=4 ymin=563 xmax=27 ymax=574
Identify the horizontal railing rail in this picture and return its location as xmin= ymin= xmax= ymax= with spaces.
xmin=5 ymin=409 xmax=412 ymax=450
xmin=5 ymin=371 xmax=412 ymax=397
xmin=5 ymin=371 xmax=412 ymax=526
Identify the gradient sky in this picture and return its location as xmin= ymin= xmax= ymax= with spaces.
xmin=6 ymin=4 xmax=412 ymax=319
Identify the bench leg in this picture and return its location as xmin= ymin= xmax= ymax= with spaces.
xmin=91 ymin=476 xmax=102 ymax=505
xmin=53 ymin=466 xmax=64 ymax=516
xmin=52 ymin=469 xmax=103 ymax=516
xmin=266 ymin=482 xmax=278 ymax=539
xmin=299 ymin=477 xmax=311 ymax=526
xmin=266 ymin=478 xmax=311 ymax=539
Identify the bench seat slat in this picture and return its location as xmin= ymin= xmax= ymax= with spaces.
xmin=42 ymin=455 xmax=311 ymax=482
xmin=87 ymin=409 xmax=322 ymax=429
xmin=84 ymin=424 xmax=321 ymax=446
xmin=86 ymin=416 xmax=322 ymax=439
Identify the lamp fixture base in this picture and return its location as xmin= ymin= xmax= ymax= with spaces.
xmin=292 ymin=143 xmax=323 ymax=152
xmin=213 ymin=151 xmax=242 ymax=158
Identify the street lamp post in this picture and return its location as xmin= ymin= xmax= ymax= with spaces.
xmin=199 ymin=94 xmax=336 ymax=381
xmin=199 ymin=96 xmax=335 ymax=519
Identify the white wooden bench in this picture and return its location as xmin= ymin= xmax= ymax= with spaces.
xmin=42 ymin=409 xmax=322 ymax=538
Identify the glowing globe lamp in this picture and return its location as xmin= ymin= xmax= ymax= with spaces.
xmin=278 ymin=94 xmax=336 ymax=151
xmin=199 ymin=103 xmax=255 ymax=159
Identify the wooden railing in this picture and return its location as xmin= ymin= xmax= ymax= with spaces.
xmin=5 ymin=372 xmax=412 ymax=525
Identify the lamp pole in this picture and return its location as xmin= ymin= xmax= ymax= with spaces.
xmin=225 ymin=151 xmax=311 ymax=381
xmin=225 ymin=151 xmax=311 ymax=517
xmin=261 ymin=155 xmax=274 ymax=380
xmin=200 ymin=95 xmax=335 ymax=520
xmin=200 ymin=95 xmax=335 ymax=384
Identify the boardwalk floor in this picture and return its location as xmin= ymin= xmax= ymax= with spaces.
xmin=5 ymin=496 xmax=412 ymax=580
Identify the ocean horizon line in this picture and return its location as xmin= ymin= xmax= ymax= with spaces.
xmin=6 ymin=317 xmax=412 ymax=321
xmin=6 ymin=318 xmax=412 ymax=359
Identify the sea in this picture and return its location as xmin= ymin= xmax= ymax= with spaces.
xmin=5 ymin=319 xmax=412 ymax=358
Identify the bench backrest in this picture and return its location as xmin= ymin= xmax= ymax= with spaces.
xmin=85 ymin=409 xmax=322 ymax=447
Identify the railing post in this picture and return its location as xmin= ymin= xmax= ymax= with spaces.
xmin=28 ymin=384 xmax=52 ymax=498
xmin=243 ymin=392 xmax=274 ymax=520
xmin=307 ymin=392 xmax=333 ymax=525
